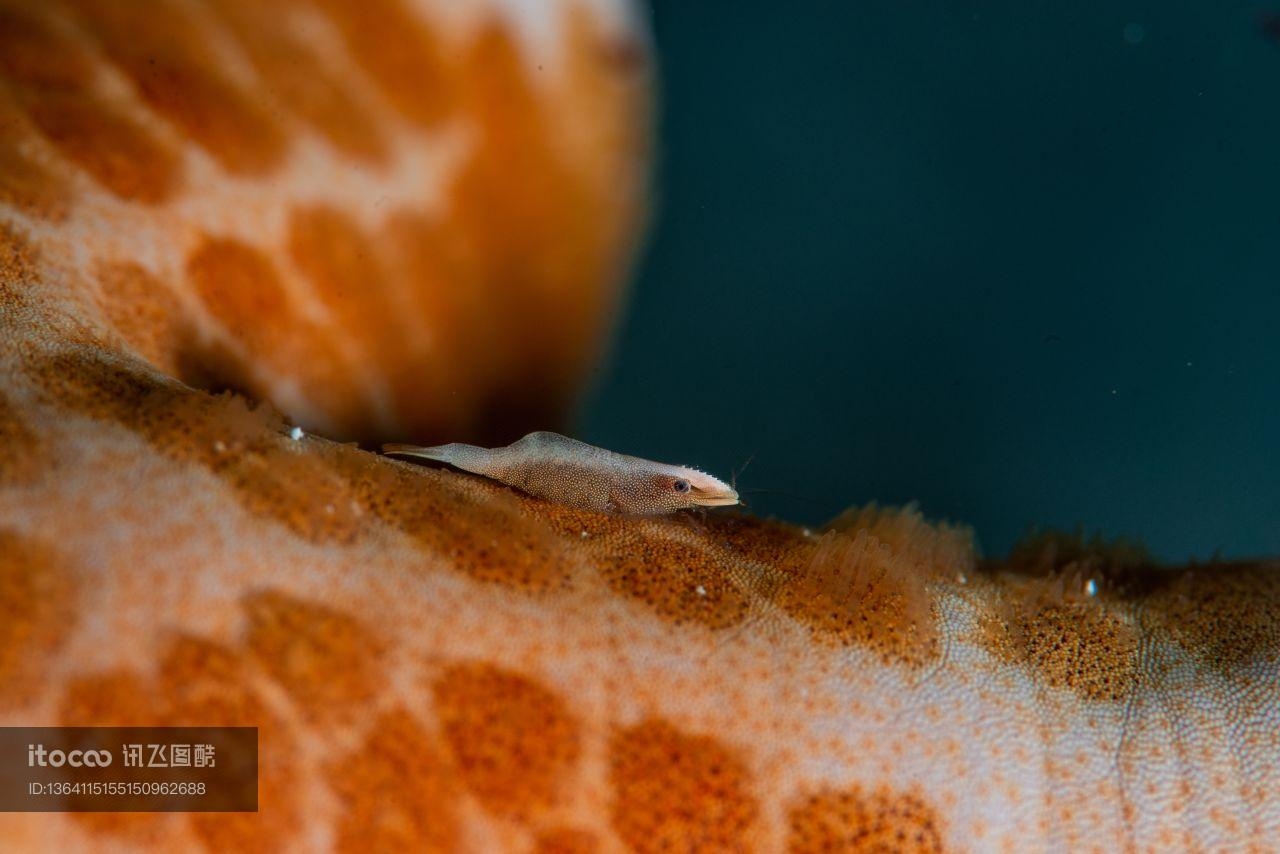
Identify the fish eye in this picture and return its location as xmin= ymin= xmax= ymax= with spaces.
xmin=673 ymin=479 xmax=691 ymax=493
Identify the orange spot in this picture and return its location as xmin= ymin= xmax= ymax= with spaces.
xmin=206 ymin=0 xmax=388 ymax=163
xmin=0 ymin=120 xmax=68 ymax=219
xmin=58 ymin=671 xmax=174 ymax=843
xmin=156 ymin=635 xmax=300 ymax=853
xmin=521 ymin=494 xmax=634 ymax=540
xmin=59 ymin=670 xmax=162 ymax=728
xmin=433 ymin=662 xmax=581 ymax=820
xmin=185 ymin=237 xmax=301 ymax=362
xmin=594 ymin=530 xmax=754 ymax=630
xmin=772 ymin=523 xmax=941 ymax=667
xmin=0 ymin=392 xmax=43 ymax=484
xmin=158 ymin=635 xmax=267 ymax=723
xmin=23 ymin=92 xmax=180 ymax=204
xmin=0 ymin=531 xmax=76 ymax=709
xmin=142 ymin=384 xmax=285 ymax=471
xmin=978 ymin=533 xmax=1149 ymax=701
xmin=33 ymin=349 xmax=271 ymax=459
xmin=95 ymin=262 xmax=188 ymax=376
xmin=0 ymin=5 xmax=177 ymax=204
xmin=291 ymin=206 xmax=491 ymax=445
xmin=1003 ymin=596 xmax=1139 ymax=703
xmin=34 ymin=349 xmax=170 ymax=425
xmin=702 ymin=512 xmax=817 ymax=576
xmin=423 ymin=487 xmax=575 ymax=590
xmin=57 ymin=638 xmax=299 ymax=847
xmin=1146 ymin=563 xmax=1280 ymax=672
xmin=787 ymin=786 xmax=945 ymax=853
xmin=307 ymin=0 xmax=455 ymax=127
xmin=286 ymin=205 xmax=400 ymax=365
xmin=323 ymin=444 xmax=574 ymax=592
xmin=533 ymin=828 xmax=600 ymax=854
xmin=65 ymin=0 xmax=286 ymax=175
xmin=185 ymin=235 xmax=368 ymax=434
xmin=329 ymin=707 xmax=460 ymax=852
xmin=242 ymin=589 xmax=385 ymax=722
xmin=608 ymin=718 xmax=759 ymax=852
xmin=378 ymin=212 xmax=505 ymax=441
xmin=223 ymin=443 xmax=368 ymax=544
xmin=0 ymin=4 xmax=95 ymax=89
xmin=30 ymin=349 xmax=365 ymax=543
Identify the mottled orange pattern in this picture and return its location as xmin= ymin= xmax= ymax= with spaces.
xmin=0 ymin=0 xmax=645 ymax=444
xmin=0 ymin=0 xmax=1277 ymax=852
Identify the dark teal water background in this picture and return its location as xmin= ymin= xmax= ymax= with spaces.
xmin=582 ymin=1 xmax=1280 ymax=561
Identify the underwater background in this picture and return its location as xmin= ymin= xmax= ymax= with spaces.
xmin=582 ymin=0 xmax=1280 ymax=562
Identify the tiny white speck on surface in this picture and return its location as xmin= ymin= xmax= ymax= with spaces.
xmin=289 ymin=426 xmax=304 ymax=441
xmin=1085 ymin=579 xmax=1098 ymax=596
xmin=695 ymin=585 xmax=707 ymax=596
xmin=802 ymin=528 xmax=812 ymax=537
xmin=213 ymin=440 xmax=226 ymax=453
xmin=580 ymin=531 xmax=590 ymax=539
xmin=957 ymin=573 xmax=968 ymax=585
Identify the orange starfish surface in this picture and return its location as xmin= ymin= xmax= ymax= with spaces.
xmin=0 ymin=0 xmax=1277 ymax=852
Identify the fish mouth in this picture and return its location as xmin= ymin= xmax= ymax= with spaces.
xmin=694 ymin=491 xmax=740 ymax=508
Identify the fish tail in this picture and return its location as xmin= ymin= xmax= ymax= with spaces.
xmin=381 ymin=443 xmax=451 ymax=461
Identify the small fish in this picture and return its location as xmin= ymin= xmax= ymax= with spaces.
xmin=383 ymin=431 xmax=740 ymax=515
